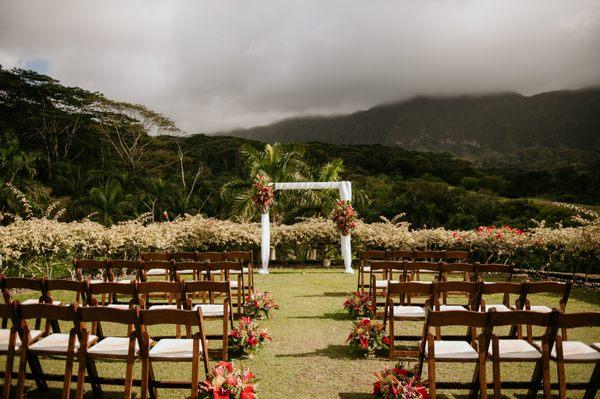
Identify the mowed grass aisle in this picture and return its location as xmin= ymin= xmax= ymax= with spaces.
xmin=8 ymin=268 xmax=600 ymax=398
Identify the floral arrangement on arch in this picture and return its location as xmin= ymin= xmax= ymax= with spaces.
xmin=331 ymin=200 xmax=358 ymax=236
xmin=199 ymin=361 xmax=257 ymax=399
xmin=228 ymin=316 xmax=272 ymax=356
xmin=243 ymin=290 xmax=279 ymax=319
xmin=251 ymin=174 xmax=276 ymax=214
xmin=372 ymin=363 xmax=429 ymax=399
xmin=346 ymin=318 xmax=391 ymax=357
xmin=343 ymin=291 xmax=376 ymax=318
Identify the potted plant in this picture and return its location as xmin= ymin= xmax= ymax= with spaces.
xmin=346 ymin=318 xmax=391 ymax=358
xmin=199 ymin=361 xmax=257 ymax=399
xmin=243 ymin=290 xmax=280 ymax=319
xmin=343 ymin=291 xmax=376 ymax=318
xmin=372 ymin=363 xmax=429 ymax=399
xmin=228 ymin=317 xmax=271 ymax=357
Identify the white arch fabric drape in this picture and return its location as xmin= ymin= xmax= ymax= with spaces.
xmin=259 ymin=181 xmax=353 ymax=275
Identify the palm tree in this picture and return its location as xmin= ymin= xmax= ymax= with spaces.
xmin=88 ymin=179 xmax=137 ymax=225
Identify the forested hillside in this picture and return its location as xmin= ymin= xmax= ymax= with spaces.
xmin=1 ymin=66 xmax=598 ymax=229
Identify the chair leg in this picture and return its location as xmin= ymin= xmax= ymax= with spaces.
xmin=124 ymin=336 xmax=136 ymax=399
xmin=74 ymin=341 xmax=88 ymax=399
xmin=389 ymin=315 xmax=395 ymax=360
xmin=223 ymin=307 xmax=229 ymax=361
xmin=16 ymin=338 xmax=29 ymax=398
xmin=62 ymin=330 xmax=77 ymax=399
xmin=191 ymin=339 xmax=200 ymax=399
xmin=583 ymin=362 xmax=600 ymax=399
xmin=492 ymin=337 xmax=501 ymax=399
xmin=427 ymin=334 xmax=436 ymax=399
xmin=2 ymin=329 xmax=17 ymax=399
xmin=141 ymin=356 xmax=149 ymax=399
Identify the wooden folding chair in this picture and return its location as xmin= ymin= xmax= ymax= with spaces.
xmin=403 ymin=261 xmax=440 ymax=283
xmin=385 ymin=281 xmax=433 ymax=358
xmin=107 ymin=259 xmax=141 ymax=284
xmin=417 ymin=309 xmax=491 ymax=399
xmin=197 ymin=252 xmax=225 ymax=278
xmin=140 ymin=253 xmax=171 ymax=281
xmin=73 ymin=258 xmax=107 ymax=305
xmin=368 ymin=261 xmax=405 ymax=311
xmin=76 ymin=306 xmax=142 ymax=399
xmin=443 ymin=250 xmax=471 ymax=263
xmin=223 ymin=251 xmax=255 ymax=292
xmin=173 ymin=261 xmax=210 ymax=283
xmin=475 ymin=263 xmax=514 ymax=283
xmin=184 ymin=280 xmax=232 ymax=360
xmin=139 ymin=308 xmax=210 ymax=399
xmin=487 ymin=309 xmax=559 ymax=399
xmin=432 ymin=281 xmax=482 ymax=340
xmin=170 ymin=252 xmax=199 ymax=280
xmin=386 ymin=250 xmax=414 ymax=261
xmin=357 ymin=250 xmax=387 ymax=292
xmin=207 ymin=261 xmax=245 ymax=317
xmin=438 ymin=262 xmax=476 ymax=305
xmin=520 ymin=281 xmax=572 ymax=340
xmin=550 ymin=312 xmax=600 ymax=399
xmin=0 ymin=302 xmax=19 ymax=399
xmin=479 ymin=282 xmax=524 ymax=314
xmin=86 ymin=281 xmax=139 ymax=337
xmin=43 ymin=279 xmax=89 ymax=333
xmin=138 ymin=281 xmax=186 ymax=338
xmin=139 ymin=260 xmax=174 ymax=283
xmin=15 ymin=303 xmax=90 ymax=399
xmin=1 ymin=278 xmax=55 ymax=331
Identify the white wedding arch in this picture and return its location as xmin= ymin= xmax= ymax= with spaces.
xmin=258 ymin=181 xmax=354 ymax=275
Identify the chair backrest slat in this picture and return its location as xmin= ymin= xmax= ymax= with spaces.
xmin=426 ymin=309 xmax=489 ymax=327
xmin=197 ymin=252 xmax=224 ymax=262
xmin=18 ymin=303 xmax=78 ymax=321
xmin=78 ymin=306 xmax=138 ymax=324
xmin=139 ymin=308 xmax=200 ymax=326
xmin=140 ymin=252 xmax=169 ymax=261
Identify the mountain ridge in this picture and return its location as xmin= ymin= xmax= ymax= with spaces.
xmin=224 ymin=87 xmax=600 ymax=153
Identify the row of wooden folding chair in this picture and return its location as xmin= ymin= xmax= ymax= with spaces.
xmin=0 ymin=277 xmax=232 ymax=360
xmin=384 ymin=280 xmax=573 ymax=357
xmin=417 ymin=308 xmax=600 ymax=399
xmin=369 ymin=261 xmax=516 ymax=306
xmin=73 ymin=259 xmax=248 ymax=313
xmin=140 ymin=250 xmax=255 ymax=290
xmin=0 ymin=302 xmax=211 ymax=399
xmin=358 ymin=249 xmax=472 ymax=290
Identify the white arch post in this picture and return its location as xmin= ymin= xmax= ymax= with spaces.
xmin=259 ymin=181 xmax=353 ymax=275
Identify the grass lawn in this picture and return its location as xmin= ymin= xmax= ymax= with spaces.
xmin=5 ymin=268 xmax=600 ymax=398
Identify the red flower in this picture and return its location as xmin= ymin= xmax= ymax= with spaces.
xmin=241 ymin=386 xmax=256 ymax=399
xmin=359 ymin=335 xmax=369 ymax=349
xmin=415 ymin=385 xmax=429 ymax=399
xmin=382 ymin=336 xmax=391 ymax=345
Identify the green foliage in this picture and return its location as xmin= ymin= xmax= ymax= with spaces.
xmin=0 ymin=66 xmax=597 ymax=229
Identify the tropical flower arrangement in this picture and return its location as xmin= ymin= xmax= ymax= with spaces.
xmin=343 ymin=291 xmax=376 ymax=318
xmin=199 ymin=361 xmax=257 ymax=399
xmin=228 ymin=316 xmax=272 ymax=356
xmin=251 ymin=174 xmax=276 ymax=214
xmin=346 ymin=318 xmax=391 ymax=357
xmin=372 ymin=363 xmax=428 ymax=399
xmin=243 ymin=290 xmax=279 ymax=319
xmin=331 ymin=200 xmax=358 ymax=236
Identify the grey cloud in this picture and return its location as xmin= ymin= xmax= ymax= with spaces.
xmin=1 ymin=0 xmax=599 ymax=133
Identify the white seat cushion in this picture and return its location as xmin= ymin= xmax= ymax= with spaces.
xmin=361 ymin=266 xmax=371 ymax=272
xmin=146 ymin=269 xmax=168 ymax=276
xmin=106 ymin=304 xmax=131 ymax=310
xmin=90 ymin=278 xmax=104 ymax=284
xmin=149 ymin=304 xmax=179 ymax=310
xmin=117 ymin=279 xmax=135 ymax=284
xmin=0 ymin=329 xmax=43 ymax=350
xmin=21 ymin=299 xmax=62 ymax=306
xmin=229 ymin=280 xmax=239 ymax=289
xmin=426 ymin=340 xmax=478 ymax=360
xmin=591 ymin=343 xmax=600 ymax=351
xmin=528 ymin=305 xmax=552 ymax=313
xmin=480 ymin=304 xmax=511 ymax=312
xmin=193 ymin=304 xmax=225 ymax=317
xmin=439 ymin=305 xmax=467 ymax=311
xmin=375 ymin=280 xmax=399 ymax=288
xmin=489 ymin=339 xmax=541 ymax=360
xmin=393 ymin=306 xmax=426 ymax=318
xmin=29 ymin=333 xmax=97 ymax=353
xmin=149 ymin=338 xmax=200 ymax=359
xmin=535 ymin=341 xmax=600 ymax=361
xmin=177 ymin=269 xmax=195 ymax=275
xmin=230 ymin=268 xmax=249 ymax=274
xmin=88 ymin=337 xmax=140 ymax=357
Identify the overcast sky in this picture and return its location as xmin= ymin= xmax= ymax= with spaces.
xmin=1 ymin=0 xmax=600 ymax=133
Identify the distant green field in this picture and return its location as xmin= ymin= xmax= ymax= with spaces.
xmin=5 ymin=269 xmax=600 ymax=399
